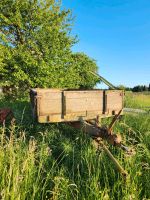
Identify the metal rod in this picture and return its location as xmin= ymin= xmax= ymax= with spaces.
xmin=89 ymin=71 xmax=117 ymax=89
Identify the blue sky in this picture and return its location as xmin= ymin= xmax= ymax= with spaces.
xmin=62 ymin=0 xmax=150 ymax=88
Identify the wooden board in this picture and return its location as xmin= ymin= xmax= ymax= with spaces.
xmin=105 ymin=90 xmax=124 ymax=115
xmin=64 ymin=91 xmax=103 ymax=118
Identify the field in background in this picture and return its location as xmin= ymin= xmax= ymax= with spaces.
xmin=0 ymin=92 xmax=150 ymax=200
xmin=125 ymin=91 xmax=150 ymax=111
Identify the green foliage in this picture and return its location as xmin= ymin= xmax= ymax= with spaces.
xmin=117 ymin=85 xmax=126 ymax=90
xmin=60 ymin=52 xmax=100 ymax=89
xmin=0 ymin=0 xmax=99 ymax=94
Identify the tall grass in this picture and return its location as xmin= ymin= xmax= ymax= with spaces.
xmin=125 ymin=92 xmax=150 ymax=111
xmin=0 ymin=95 xmax=150 ymax=200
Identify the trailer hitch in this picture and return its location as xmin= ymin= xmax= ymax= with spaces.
xmin=68 ymin=110 xmax=131 ymax=177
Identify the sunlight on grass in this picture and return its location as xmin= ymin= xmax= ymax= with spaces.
xmin=0 ymin=93 xmax=150 ymax=199
xmin=125 ymin=92 xmax=150 ymax=110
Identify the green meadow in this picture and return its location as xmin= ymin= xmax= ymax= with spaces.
xmin=125 ymin=92 xmax=150 ymax=111
xmin=0 ymin=92 xmax=150 ymax=200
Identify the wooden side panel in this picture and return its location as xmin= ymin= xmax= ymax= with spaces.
xmin=105 ymin=90 xmax=124 ymax=114
xmin=64 ymin=91 xmax=103 ymax=119
xmin=37 ymin=90 xmax=62 ymax=116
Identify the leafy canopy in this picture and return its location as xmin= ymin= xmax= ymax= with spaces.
xmin=0 ymin=0 xmax=99 ymax=93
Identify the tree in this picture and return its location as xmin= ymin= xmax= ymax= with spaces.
xmin=62 ymin=52 xmax=100 ymax=89
xmin=117 ymin=85 xmax=126 ymax=90
xmin=132 ymin=85 xmax=140 ymax=92
xmin=143 ymin=85 xmax=148 ymax=91
xmin=0 ymin=0 xmax=99 ymax=95
xmin=132 ymin=85 xmax=149 ymax=92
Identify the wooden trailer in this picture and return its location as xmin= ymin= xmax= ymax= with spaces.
xmin=30 ymin=89 xmax=124 ymax=123
xmin=30 ymin=88 xmax=130 ymax=177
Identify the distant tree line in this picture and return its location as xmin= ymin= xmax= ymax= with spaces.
xmin=132 ymin=84 xmax=150 ymax=92
xmin=118 ymin=84 xmax=150 ymax=92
